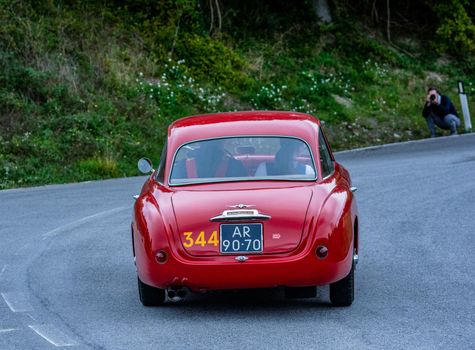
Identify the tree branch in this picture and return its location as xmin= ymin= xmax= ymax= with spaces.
xmin=209 ymin=0 xmax=214 ymax=34
xmin=386 ymin=0 xmax=391 ymax=43
xmin=169 ymin=11 xmax=182 ymax=58
xmin=371 ymin=0 xmax=379 ymax=24
xmin=215 ymin=0 xmax=222 ymax=34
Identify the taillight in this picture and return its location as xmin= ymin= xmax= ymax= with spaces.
xmin=315 ymin=245 xmax=328 ymax=259
xmin=155 ymin=250 xmax=168 ymax=264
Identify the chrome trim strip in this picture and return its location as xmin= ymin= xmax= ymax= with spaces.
xmin=228 ymin=204 xmax=256 ymax=209
xmin=235 ymin=256 xmax=249 ymax=262
xmin=170 ymin=177 xmax=316 ymax=187
xmin=210 ymin=209 xmax=271 ymax=222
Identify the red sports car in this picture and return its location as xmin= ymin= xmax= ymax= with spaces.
xmin=132 ymin=111 xmax=359 ymax=306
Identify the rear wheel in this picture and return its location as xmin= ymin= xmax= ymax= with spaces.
xmin=138 ymin=277 xmax=166 ymax=306
xmin=330 ymin=258 xmax=355 ymax=307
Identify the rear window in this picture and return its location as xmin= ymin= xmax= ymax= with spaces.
xmin=169 ymin=136 xmax=317 ymax=185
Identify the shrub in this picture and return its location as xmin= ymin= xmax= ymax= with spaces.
xmin=435 ymin=1 xmax=475 ymax=56
xmin=76 ymin=157 xmax=119 ymax=179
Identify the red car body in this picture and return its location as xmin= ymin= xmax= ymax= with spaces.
xmin=132 ymin=111 xmax=359 ymax=305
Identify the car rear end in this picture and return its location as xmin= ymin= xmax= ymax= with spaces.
xmin=133 ymin=112 xmax=358 ymax=305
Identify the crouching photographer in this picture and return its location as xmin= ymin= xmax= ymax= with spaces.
xmin=422 ymin=87 xmax=461 ymax=137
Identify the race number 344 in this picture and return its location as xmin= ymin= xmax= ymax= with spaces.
xmin=182 ymin=231 xmax=218 ymax=248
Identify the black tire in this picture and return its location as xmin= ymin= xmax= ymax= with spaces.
xmin=138 ymin=277 xmax=166 ymax=306
xmin=330 ymin=260 xmax=354 ymax=307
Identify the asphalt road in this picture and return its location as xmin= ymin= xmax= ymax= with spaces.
xmin=1 ymin=134 xmax=474 ymax=349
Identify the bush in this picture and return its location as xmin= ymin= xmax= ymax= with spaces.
xmin=175 ymin=34 xmax=251 ymax=92
xmin=435 ymin=1 xmax=475 ymax=56
xmin=76 ymin=157 xmax=119 ymax=179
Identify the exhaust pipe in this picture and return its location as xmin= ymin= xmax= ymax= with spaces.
xmin=166 ymin=286 xmax=187 ymax=302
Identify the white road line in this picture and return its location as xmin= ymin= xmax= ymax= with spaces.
xmin=0 ymin=265 xmax=6 ymax=279
xmin=42 ymin=206 xmax=129 ymax=239
xmin=28 ymin=324 xmax=78 ymax=347
xmin=0 ymin=328 xmax=18 ymax=334
xmin=1 ymin=292 xmax=34 ymax=312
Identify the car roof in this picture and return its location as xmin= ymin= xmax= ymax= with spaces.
xmin=168 ymin=111 xmax=321 ymax=150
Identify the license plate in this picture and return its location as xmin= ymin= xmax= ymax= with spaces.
xmin=220 ymin=223 xmax=263 ymax=254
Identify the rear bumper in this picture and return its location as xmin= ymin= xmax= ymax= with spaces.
xmin=136 ymin=244 xmax=353 ymax=291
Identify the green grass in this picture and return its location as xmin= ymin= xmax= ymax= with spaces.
xmin=0 ymin=1 xmax=474 ymax=189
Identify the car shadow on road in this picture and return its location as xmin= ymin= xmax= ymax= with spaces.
xmin=159 ymin=287 xmax=334 ymax=311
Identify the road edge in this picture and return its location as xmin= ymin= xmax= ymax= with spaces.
xmin=335 ymin=132 xmax=474 ymax=155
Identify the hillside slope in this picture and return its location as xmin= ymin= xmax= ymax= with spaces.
xmin=1 ymin=1 xmax=474 ymax=188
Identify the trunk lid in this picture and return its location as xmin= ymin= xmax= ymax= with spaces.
xmin=171 ymin=187 xmax=313 ymax=256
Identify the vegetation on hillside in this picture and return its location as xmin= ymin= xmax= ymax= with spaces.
xmin=1 ymin=0 xmax=474 ymax=188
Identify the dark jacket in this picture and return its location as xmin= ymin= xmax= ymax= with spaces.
xmin=422 ymin=95 xmax=458 ymax=119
